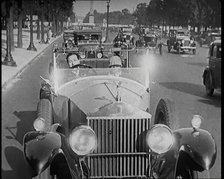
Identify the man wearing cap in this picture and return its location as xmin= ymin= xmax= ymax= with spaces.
xmin=109 ymin=54 xmax=122 ymax=77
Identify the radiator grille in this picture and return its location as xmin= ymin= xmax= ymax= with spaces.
xmin=183 ymin=40 xmax=190 ymax=46
xmin=87 ymin=117 xmax=151 ymax=178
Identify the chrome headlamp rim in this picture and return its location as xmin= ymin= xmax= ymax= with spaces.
xmin=97 ymin=52 xmax=103 ymax=58
xmin=69 ymin=125 xmax=97 ymax=156
xmin=146 ymin=124 xmax=174 ymax=154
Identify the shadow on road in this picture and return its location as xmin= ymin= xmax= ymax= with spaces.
xmin=2 ymin=147 xmax=32 ymax=179
xmin=3 ymin=111 xmax=37 ymax=179
xmin=8 ymin=111 xmax=37 ymax=145
xmin=158 ymin=82 xmax=221 ymax=107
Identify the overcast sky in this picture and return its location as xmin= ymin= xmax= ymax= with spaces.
xmin=73 ymin=0 xmax=150 ymax=17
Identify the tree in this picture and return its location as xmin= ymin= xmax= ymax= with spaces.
xmin=133 ymin=3 xmax=148 ymax=26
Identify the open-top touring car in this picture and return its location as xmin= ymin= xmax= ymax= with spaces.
xmin=23 ymin=44 xmax=216 ymax=179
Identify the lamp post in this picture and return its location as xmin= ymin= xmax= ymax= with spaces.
xmin=105 ymin=0 xmax=110 ymax=42
xmin=27 ymin=0 xmax=37 ymax=51
xmin=39 ymin=0 xmax=45 ymax=44
xmin=2 ymin=0 xmax=17 ymax=66
xmin=45 ymin=0 xmax=51 ymax=44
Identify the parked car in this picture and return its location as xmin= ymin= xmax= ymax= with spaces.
xmin=202 ymin=39 xmax=221 ymax=96
xmin=167 ymin=29 xmax=196 ymax=54
xmin=23 ymin=46 xmax=216 ymax=179
xmin=199 ymin=30 xmax=221 ymax=47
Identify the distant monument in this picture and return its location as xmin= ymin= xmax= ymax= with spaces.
xmin=89 ymin=0 xmax=94 ymax=23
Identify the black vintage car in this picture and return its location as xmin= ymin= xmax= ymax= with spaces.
xmin=23 ymin=46 xmax=216 ymax=179
xmin=136 ymin=34 xmax=163 ymax=55
xmin=202 ymin=39 xmax=221 ymax=96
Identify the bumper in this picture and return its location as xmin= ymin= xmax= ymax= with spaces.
xmin=180 ymin=46 xmax=196 ymax=50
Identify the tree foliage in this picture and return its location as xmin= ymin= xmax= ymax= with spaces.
xmin=133 ymin=0 xmax=221 ymax=28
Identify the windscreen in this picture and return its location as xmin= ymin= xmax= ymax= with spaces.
xmin=53 ymin=67 xmax=149 ymax=89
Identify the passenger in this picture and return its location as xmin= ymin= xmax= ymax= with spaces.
xmin=109 ymin=53 xmax=122 ymax=77
xmin=109 ymin=54 xmax=122 ymax=68
xmin=66 ymin=54 xmax=80 ymax=68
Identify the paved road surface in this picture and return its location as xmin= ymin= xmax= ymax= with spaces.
xmin=2 ymin=34 xmax=221 ymax=178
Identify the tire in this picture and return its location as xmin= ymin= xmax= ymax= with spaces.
xmin=204 ymin=73 xmax=214 ymax=96
xmin=159 ymin=44 xmax=162 ymax=55
xmin=154 ymin=98 xmax=178 ymax=129
xmin=177 ymin=47 xmax=180 ymax=54
xmin=192 ymin=49 xmax=196 ymax=55
xmin=167 ymin=45 xmax=171 ymax=53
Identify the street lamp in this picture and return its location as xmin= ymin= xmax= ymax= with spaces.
xmin=39 ymin=0 xmax=45 ymax=44
xmin=27 ymin=0 xmax=37 ymax=51
xmin=105 ymin=0 xmax=110 ymax=42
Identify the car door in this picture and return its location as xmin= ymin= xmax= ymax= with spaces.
xmin=209 ymin=44 xmax=221 ymax=88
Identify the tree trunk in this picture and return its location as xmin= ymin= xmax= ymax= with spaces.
xmin=60 ymin=20 xmax=63 ymax=34
xmin=9 ymin=2 xmax=15 ymax=51
xmin=40 ymin=8 xmax=45 ymax=43
xmin=37 ymin=15 xmax=40 ymax=40
xmin=52 ymin=12 xmax=56 ymax=37
xmin=56 ymin=17 xmax=59 ymax=36
xmin=17 ymin=0 xmax=23 ymax=48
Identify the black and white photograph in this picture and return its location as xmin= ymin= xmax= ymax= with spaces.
xmin=1 ymin=0 xmax=221 ymax=178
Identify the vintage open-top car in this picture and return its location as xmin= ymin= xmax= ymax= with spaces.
xmin=61 ymin=28 xmax=114 ymax=61
xmin=62 ymin=29 xmax=103 ymax=48
xmin=167 ymin=29 xmax=196 ymax=54
xmin=202 ymin=39 xmax=221 ymax=96
xmin=23 ymin=45 xmax=216 ymax=179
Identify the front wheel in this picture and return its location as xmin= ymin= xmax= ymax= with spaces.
xmin=167 ymin=45 xmax=171 ymax=53
xmin=204 ymin=73 xmax=214 ymax=96
xmin=154 ymin=98 xmax=179 ymax=129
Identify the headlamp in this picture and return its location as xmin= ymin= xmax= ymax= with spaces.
xmin=33 ymin=117 xmax=46 ymax=131
xmin=97 ymin=52 xmax=103 ymax=59
xmin=69 ymin=125 xmax=97 ymax=156
xmin=146 ymin=124 xmax=174 ymax=154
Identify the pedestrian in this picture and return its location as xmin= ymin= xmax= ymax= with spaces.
xmin=49 ymin=27 xmax=52 ymax=40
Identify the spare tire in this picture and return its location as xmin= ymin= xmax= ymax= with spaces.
xmin=154 ymin=98 xmax=178 ymax=129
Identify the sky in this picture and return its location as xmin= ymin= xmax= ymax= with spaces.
xmin=73 ymin=0 xmax=150 ymax=17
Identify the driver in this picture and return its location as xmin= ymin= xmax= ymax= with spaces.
xmin=66 ymin=54 xmax=80 ymax=68
xmin=109 ymin=54 xmax=122 ymax=68
xmin=108 ymin=53 xmax=122 ymax=77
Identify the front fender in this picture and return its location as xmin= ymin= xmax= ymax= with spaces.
xmin=23 ymin=131 xmax=61 ymax=177
xmin=153 ymin=128 xmax=216 ymax=178
xmin=174 ymin=128 xmax=217 ymax=170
